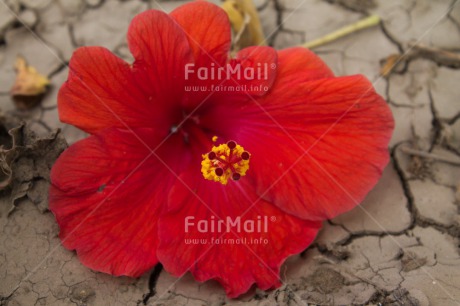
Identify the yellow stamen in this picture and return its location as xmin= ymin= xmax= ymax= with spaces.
xmin=201 ymin=140 xmax=250 ymax=185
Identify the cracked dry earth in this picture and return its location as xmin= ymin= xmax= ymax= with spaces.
xmin=1 ymin=0 xmax=460 ymax=305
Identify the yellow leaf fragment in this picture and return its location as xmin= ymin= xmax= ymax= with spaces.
xmin=10 ymin=55 xmax=50 ymax=110
xmin=11 ymin=55 xmax=50 ymax=96
xmin=222 ymin=0 xmax=266 ymax=52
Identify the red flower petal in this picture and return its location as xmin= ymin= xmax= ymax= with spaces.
xmin=275 ymin=47 xmax=334 ymax=84
xmin=170 ymin=1 xmax=231 ymax=70
xmin=221 ymin=46 xmax=278 ymax=96
xmin=237 ymin=74 xmax=394 ymax=221
xmin=60 ymin=10 xmax=196 ymax=134
xmin=128 ymin=10 xmax=193 ymax=112
xmin=157 ymin=169 xmax=321 ymax=298
xmin=198 ymin=48 xmax=330 ymax=137
xmin=49 ymin=128 xmax=184 ymax=277
xmin=58 ymin=47 xmax=173 ymax=134
xmin=170 ymin=2 xmax=232 ymax=110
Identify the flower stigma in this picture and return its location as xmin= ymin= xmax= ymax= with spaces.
xmin=201 ymin=140 xmax=250 ymax=185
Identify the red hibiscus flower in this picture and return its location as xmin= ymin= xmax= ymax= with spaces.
xmin=49 ymin=1 xmax=394 ymax=298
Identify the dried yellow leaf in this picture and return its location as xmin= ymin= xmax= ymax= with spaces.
xmin=222 ymin=0 xmax=265 ymax=52
xmin=10 ymin=55 xmax=50 ymax=110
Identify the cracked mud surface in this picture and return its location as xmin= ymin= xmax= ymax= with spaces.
xmin=1 ymin=0 xmax=460 ymax=305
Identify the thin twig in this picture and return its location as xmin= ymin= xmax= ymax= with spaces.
xmin=301 ymin=15 xmax=381 ymax=49
xmin=400 ymin=146 xmax=460 ymax=166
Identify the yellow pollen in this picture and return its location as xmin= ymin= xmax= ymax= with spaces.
xmin=212 ymin=136 xmax=218 ymax=142
xmin=201 ymin=140 xmax=250 ymax=185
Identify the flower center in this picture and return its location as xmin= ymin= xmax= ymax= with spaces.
xmin=201 ymin=140 xmax=251 ymax=185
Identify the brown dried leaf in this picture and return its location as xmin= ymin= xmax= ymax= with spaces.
xmin=0 ymin=113 xmax=67 ymax=214
xmin=380 ymin=45 xmax=460 ymax=78
xmin=380 ymin=54 xmax=402 ymax=78
xmin=411 ymin=44 xmax=460 ymax=68
xmin=0 ymin=114 xmax=22 ymax=190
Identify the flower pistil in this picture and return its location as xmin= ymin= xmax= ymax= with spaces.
xmin=201 ymin=140 xmax=250 ymax=185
